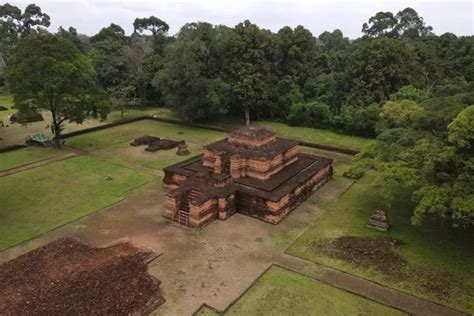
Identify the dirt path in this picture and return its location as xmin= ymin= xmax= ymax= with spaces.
xmin=0 ymin=175 xmax=467 ymax=316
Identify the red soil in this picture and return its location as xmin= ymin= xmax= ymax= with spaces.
xmin=0 ymin=238 xmax=164 ymax=315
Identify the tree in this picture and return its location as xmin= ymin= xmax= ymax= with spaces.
xmin=226 ymin=20 xmax=276 ymax=125
xmin=394 ymin=7 xmax=433 ymax=40
xmin=347 ymin=37 xmax=415 ymax=105
xmin=448 ymin=105 xmax=474 ymax=150
xmin=389 ymin=85 xmax=431 ymax=103
xmin=378 ymin=100 xmax=425 ymax=130
xmin=133 ymin=16 xmax=169 ymax=36
xmin=362 ymin=8 xmax=432 ymax=40
xmin=90 ymin=24 xmax=128 ymax=92
xmin=0 ymin=3 xmax=50 ymax=61
xmin=6 ymin=33 xmax=109 ymax=146
xmin=154 ymin=23 xmax=230 ymax=121
xmin=362 ymin=11 xmax=398 ymax=37
xmin=288 ymin=101 xmax=333 ymax=128
xmin=274 ymin=25 xmax=318 ymax=86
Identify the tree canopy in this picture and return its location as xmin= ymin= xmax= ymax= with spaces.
xmin=6 ymin=32 xmax=109 ymax=145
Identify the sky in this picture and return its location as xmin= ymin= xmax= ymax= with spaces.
xmin=7 ymin=0 xmax=474 ymax=38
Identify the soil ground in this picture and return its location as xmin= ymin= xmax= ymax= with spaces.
xmin=0 ymin=237 xmax=164 ymax=315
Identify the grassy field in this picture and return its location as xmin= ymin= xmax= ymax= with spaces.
xmin=67 ymin=120 xmax=226 ymax=170
xmin=0 ymin=156 xmax=154 ymax=250
xmin=225 ymin=265 xmax=404 ymax=315
xmin=260 ymin=121 xmax=374 ymax=151
xmin=287 ymin=171 xmax=474 ymax=313
xmin=0 ymin=146 xmax=64 ymax=171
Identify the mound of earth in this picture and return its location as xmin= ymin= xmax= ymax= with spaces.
xmin=312 ymin=236 xmax=406 ymax=276
xmin=0 ymin=238 xmax=164 ymax=315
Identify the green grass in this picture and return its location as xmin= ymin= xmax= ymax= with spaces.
xmin=66 ymin=120 xmax=225 ymax=170
xmin=0 ymin=147 xmax=64 ymax=171
xmin=225 ymin=265 xmax=404 ymax=315
xmin=0 ymin=156 xmax=154 ymax=250
xmin=287 ymin=171 xmax=474 ymax=313
xmin=260 ymin=121 xmax=374 ymax=151
xmin=67 ymin=120 xmax=225 ymax=151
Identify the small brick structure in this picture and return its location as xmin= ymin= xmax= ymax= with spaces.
xmin=367 ymin=209 xmax=390 ymax=231
xmin=130 ymin=136 xmax=161 ymax=147
xmin=131 ymin=136 xmax=184 ymax=153
xmin=163 ymin=125 xmax=333 ymax=228
xmin=176 ymin=143 xmax=190 ymax=155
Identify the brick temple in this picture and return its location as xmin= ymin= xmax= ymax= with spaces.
xmin=163 ymin=126 xmax=333 ymax=228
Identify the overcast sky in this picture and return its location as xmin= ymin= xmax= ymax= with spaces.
xmin=7 ymin=0 xmax=474 ymax=38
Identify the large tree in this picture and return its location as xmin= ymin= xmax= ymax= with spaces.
xmin=226 ymin=20 xmax=276 ymax=124
xmin=347 ymin=37 xmax=415 ymax=105
xmin=0 ymin=3 xmax=50 ymax=61
xmin=155 ymin=22 xmax=230 ymax=121
xmin=6 ymin=33 xmax=109 ymax=146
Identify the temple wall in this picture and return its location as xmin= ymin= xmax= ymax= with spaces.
xmin=163 ymin=171 xmax=188 ymax=190
xmin=229 ymin=146 xmax=298 ymax=180
xmin=238 ymin=164 xmax=333 ymax=224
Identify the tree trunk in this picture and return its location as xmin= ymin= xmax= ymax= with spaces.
xmin=51 ymin=111 xmax=62 ymax=148
xmin=245 ymin=108 xmax=250 ymax=126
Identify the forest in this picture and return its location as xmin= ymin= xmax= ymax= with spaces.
xmin=0 ymin=3 xmax=473 ymax=226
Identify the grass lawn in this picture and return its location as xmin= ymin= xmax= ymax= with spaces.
xmin=287 ymin=171 xmax=474 ymax=313
xmin=0 ymin=156 xmax=154 ymax=251
xmin=260 ymin=121 xmax=374 ymax=152
xmin=67 ymin=120 xmax=226 ymax=170
xmin=225 ymin=265 xmax=404 ymax=315
xmin=0 ymin=147 xmax=64 ymax=171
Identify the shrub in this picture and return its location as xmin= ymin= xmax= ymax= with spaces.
xmin=287 ymin=101 xmax=333 ymax=128
xmin=335 ymin=103 xmax=380 ymax=137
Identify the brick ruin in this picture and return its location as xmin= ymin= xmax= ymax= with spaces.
xmin=163 ymin=126 xmax=333 ymax=227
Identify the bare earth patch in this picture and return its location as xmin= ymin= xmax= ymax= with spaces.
xmin=312 ymin=236 xmax=407 ymax=276
xmin=0 ymin=237 xmax=164 ymax=315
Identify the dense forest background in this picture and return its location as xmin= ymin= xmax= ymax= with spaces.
xmin=1 ymin=4 xmax=473 ymax=226
xmin=1 ymin=5 xmax=472 ymax=136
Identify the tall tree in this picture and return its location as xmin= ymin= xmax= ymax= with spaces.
xmin=394 ymin=7 xmax=433 ymax=40
xmin=347 ymin=37 xmax=415 ymax=105
xmin=226 ymin=20 xmax=276 ymax=124
xmin=362 ymin=11 xmax=398 ymax=38
xmin=0 ymin=3 xmax=50 ymax=61
xmin=154 ymin=23 xmax=230 ymax=121
xmin=6 ymin=33 xmax=109 ymax=146
xmin=133 ymin=16 xmax=169 ymax=36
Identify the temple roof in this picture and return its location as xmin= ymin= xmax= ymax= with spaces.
xmin=204 ymin=137 xmax=298 ymax=160
xmin=228 ymin=125 xmax=275 ymax=140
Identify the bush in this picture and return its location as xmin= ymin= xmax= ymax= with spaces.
xmin=287 ymin=101 xmax=333 ymax=128
xmin=389 ymin=85 xmax=431 ymax=103
xmin=335 ymin=103 xmax=380 ymax=137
